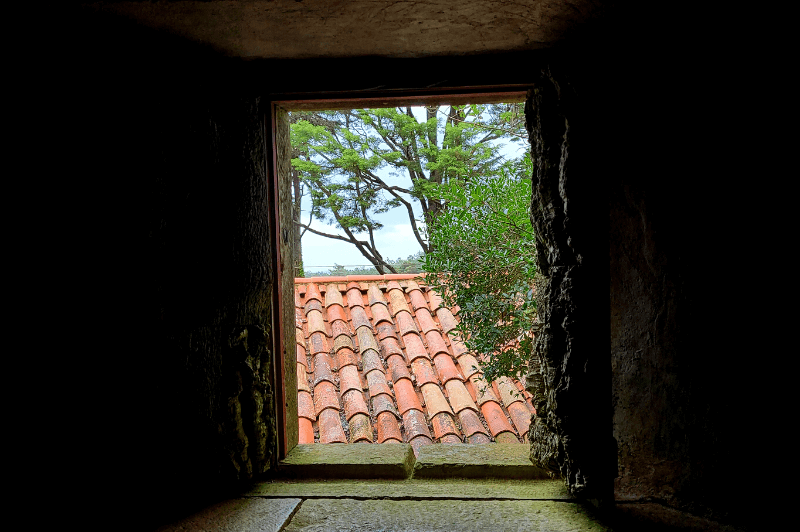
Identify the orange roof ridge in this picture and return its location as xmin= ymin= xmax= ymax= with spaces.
xmin=294 ymin=273 xmax=423 ymax=283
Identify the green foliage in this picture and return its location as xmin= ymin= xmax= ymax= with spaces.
xmin=422 ymin=154 xmax=537 ymax=383
xmin=290 ymin=104 xmax=526 ymax=272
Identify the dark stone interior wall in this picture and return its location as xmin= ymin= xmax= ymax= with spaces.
xmin=526 ymin=19 xmax=756 ymax=529
xmin=65 ymin=10 xmax=278 ymax=529
xmin=524 ymin=19 xmax=756 ymax=526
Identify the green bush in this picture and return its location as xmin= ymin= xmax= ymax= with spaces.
xmin=422 ymin=154 xmax=536 ymax=382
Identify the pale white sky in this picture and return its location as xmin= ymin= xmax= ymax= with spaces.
xmin=299 ymin=106 xmax=527 ymax=274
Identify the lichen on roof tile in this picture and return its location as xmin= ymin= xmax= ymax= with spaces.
xmin=342 ymin=389 xmax=369 ymax=421
xmin=415 ymin=309 xmax=438 ymax=334
xmin=325 ymin=284 xmax=343 ymax=307
xmin=433 ymin=353 xmax=461 ymax=384
xmin=388 ymin=288 xmax=411 ymax=316
xmin=420 ymin=382 xmax=454 ymax=418
xmin=431 ymin=412 xmax=461 ymax=441
xmin=444 ymin=379 xmax=478 ymax=414
xmin=425 ymin=330 xmax=450 ymax=357
xmin=356 ymin=327 xmax=380 ymax=354
xmin=370 ymin=302 xmax=393 ymax=325
xmin=403 ymin=334 xmax=428 ymax=363
xmin=396 ymin=311 xmax=419 ymax=336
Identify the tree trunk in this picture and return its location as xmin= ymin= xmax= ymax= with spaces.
xmin=291 ymin=167 xmax=304 ymax=277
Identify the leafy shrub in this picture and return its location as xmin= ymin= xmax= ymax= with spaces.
xmin=422 ymin=154 xmax=536 ymax=382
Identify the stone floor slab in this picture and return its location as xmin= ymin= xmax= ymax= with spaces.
xmin=156 ymin=497 xmax=300 ymax=532
xmin=282 ymin=499 xmax=609 ymax=532
xmin=246 ymin=478 xmax=571 ymax=500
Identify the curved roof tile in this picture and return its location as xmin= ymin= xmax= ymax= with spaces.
xmin=294 ymin=276 xmax=532 ymax=447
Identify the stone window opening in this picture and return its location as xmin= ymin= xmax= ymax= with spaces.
xmin=270 ymin=91 xmax=538 ymax=466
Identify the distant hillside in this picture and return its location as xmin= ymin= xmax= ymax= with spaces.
xmin=304 ymin=252 xmax=423 ymax=277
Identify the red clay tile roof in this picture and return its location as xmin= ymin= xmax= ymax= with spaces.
xmin=294 ymin=274 xmax=535 ymax=455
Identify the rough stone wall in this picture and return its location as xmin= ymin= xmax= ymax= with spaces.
xmin=65 ymin=10 xmax=281 ymax=528
xmin=128 ymin=92 xmax=277 ymax=502
xmin=606 ymin=56 xmax=754 ymax=528
xmin=525 ymin=66 xmax=613 ymax=504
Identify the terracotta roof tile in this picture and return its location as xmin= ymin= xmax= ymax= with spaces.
xmin=375 ymin=318 xmax=397 ymax=338
xmin=409 ymin=435 xmax=433 ymax=455
xmin=325 ymin=284 xmax=344 ymax=307
xmin=386 ymin=354 xmax=412 ymax=383
xmin=295 ymin=287 xmax=303 ymax=308
xmin=366 ymin=370 xmax=393 ymax=397
xmin=294 ymin=276 xmax=533 ymax=448
xmin=456 ymin=353 xmax=481 ymax=379
xmin=468 ymin=433 xmax=493 ymax=444
xmin=308 ymin=332 xmax=329 ymax=356
xmin=342 ymin=389 xmax=370 ymax=421
xmin=318 ymin=408 xmax=347 ymax=443
xmin=332 ymin=332 xmax=355 ymax=354
xmin=408 ymin=292 xmax=430 ymax=315
xmin=415 ymin=309 xmax=438 ymax=334
xmin=388 ymin=288 xmax=411 ymax=316
xmin=336 ymin=347 xmax=359 ymax=370
xmin=402 ymin=408 xmax=433 ymax=441
xmin=497 ymin=377 xmax=525 ymax=407
xmin=507 ymin=400 xmax=533 ymax=436
xmin=370 ymin=302 xmax=393 ymax=325
xmin=350 ymin=306 xmax=372 ymax=331
xmin=436 ymin=307 xmax=458 ymax=334
xmin=361 ymin=350 xmax=383 ymax=375
xmin=395 ymin=311 xmax=419 ymax=336
xmin=348 ymin=413 xmax=373 ymax=443
xmin=433 ymin=353 xmax=461 ymax=384
xmin=420 ymin=382 xmax=454 ymax=417
xmin=297 ymin=364 xmax=311 ymax=393
xmin=379 ymin=335 xmax=404 ymax=359
xmin=298 ymin=390 xmax=315 ymax=420
xmin=339 ymin=365 xmax=362 ymax=395
xmin=496 ymin=432 xmax=521 ymax=444
xmin=376 ymin=411 xmax=403 ymax=443
xmin=327 ymin=304 xmax=347 ymax=324
xmin=298 ymin=417 xmax=314 ymax=444
xmin=296 ymin=344 xmax=308 ymax=371
xmin=450 ymin=339 xmax=469 ymax=357
xmin=313 ymin=381 xmax=340 ymax=416
xmin=367 ymin=284 xmax=385 ymax=305
xmin=393 ymin=378 xmax=423 ymax=414
xmin=385 ymin=280 xmax=403 ymax=292
xmin=346 ymin=285 xmax=364 ymax=309
xmin=428 ymin=290 xmax=443 ymax=311
xmin=480 ymin=400 xmax=515 ymax=437
xmin=410 ymin=358 xmax=439 ymax=387
xmin=305 ymin=299 xmax=324 ymax=314
xmin=458 ymin=408 xmax=489 ymax=438
xmin=371 ymin=393 xmax=399 ymax=418
xmin=403 ymin=334 xmax=429 ymax=363
xmin=312 ymin=353 xmax=336 ymax=386
xmin=431 ymin=412 xmax=461 ymax=441
xmin=444 ymin=379 xmax=478 ymax=414
xmin=425 ymin=330 xmax=450 ymax=357
xmin=305 ymin=283 xmax=323 ymax=303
